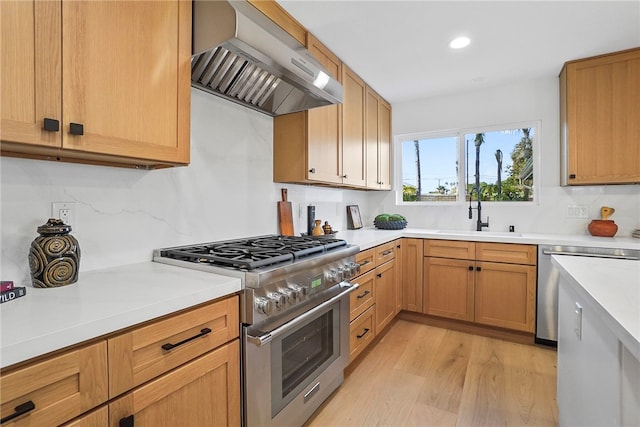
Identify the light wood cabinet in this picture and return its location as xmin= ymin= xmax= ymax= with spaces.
xmin=560 ymin=47 xmax=640 ymax=185
xmin=401 ymin=238 xmax=424 ymax=313
xmin=374 ymin=256 xmax=397 ymax=332
xmin=246 ymin=0 xmax=306 ymax=45
xmin=0 ymin=0 xmax=191 ymax=169
xmin=423 ymin=240 xmax=537 ymax=333
xmin=273 ymin=34 xmax=343 ymax=185
xmin=365 ymin=87 xmax=392 ymax=190
xmin=340 ymin=65 xmax=367 ymax=188
xmin=349 ymin=306 xmax=376 ymax=363
xmin=0 ymin=342 xmax=108 ymax=426
xmin=349 ymin=270 xmax=375 ymax=321
xmin=109 ymin=340 xmax=240 ymax=427
xmin=1 ymin=295 xmax=240 ymax=426
xmin=108 ymin=296 xmax=239 ymax=398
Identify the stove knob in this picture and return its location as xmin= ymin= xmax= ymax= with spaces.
xmin=326 ymin=269 xmax=339 ymax=282
xmin=280 ymin=287 xmax=297 ymax=303
xmin=349 ymin=262 xmax=361 ymax=276
xmin=268 ymin=292 xmax=286 ymax=311
xmin=336 ymin=266 xmax=346 ymax=281
xmin=290 ymin=284 xmax=307 ymax=300
xmin=255 ymin=297 xmax=273 ymax=316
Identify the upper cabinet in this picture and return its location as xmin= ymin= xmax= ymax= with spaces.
xmin=366 ymin=87 xmax=392 ymax=190
xmin=246 ymin=0 xmax=306 ymax=45
xmin=560 ymin=47 xmax=640 ymax=185
xmin=341 ymin=65 xmax=367 ymax=188
xmin=0 ymin=0 xmax=191 ymax=169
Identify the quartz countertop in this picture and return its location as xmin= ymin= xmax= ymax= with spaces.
xmin=339 ymin=227 xmax=640 ymax=251
xmin=551 ymin=255 xmax=640 ymax=360
xmin=0 ymin=262 xmax=241 ymax=369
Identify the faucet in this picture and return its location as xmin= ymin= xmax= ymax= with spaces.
xmin=468 ymin=187 xmax=490 ymax=231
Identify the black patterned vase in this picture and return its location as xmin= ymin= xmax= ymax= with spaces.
xmin=29 ymin=218 xmax=81 ymax=288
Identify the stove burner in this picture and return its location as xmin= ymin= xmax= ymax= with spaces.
xmin=161 ymin=235 xmax=347 ymax=270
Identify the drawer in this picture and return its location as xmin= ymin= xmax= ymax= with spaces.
xmin=424 ymin=239 xmax=475 ymax=260
xmin=376 ymin=240 xmax=397 ymax=264
xmin=476 ymin=242 xmax=536 ymax=265
xmin=62 ymin=406 xmax=108 ymax=427
xmin=355 ymin=248 xmax=376 ymax=275
xmin=349 ymin=306 xmax=375 ymax=363
xmin=108 ymin=295 xmax=239 ymax=398
xmin=349 ymin=270 xmax=375 ymax=321
xmin=0 ymin=341 xmax=107 ymax=426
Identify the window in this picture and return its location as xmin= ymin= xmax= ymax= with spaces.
xmin=397 ymin=123 xmax=537 ymax=204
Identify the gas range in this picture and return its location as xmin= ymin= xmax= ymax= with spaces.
xmin=153 ymin=234 xmax=360 ymax=325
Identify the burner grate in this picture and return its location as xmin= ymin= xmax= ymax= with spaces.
xmin=160 ymin=235 xmax=347 ymax=270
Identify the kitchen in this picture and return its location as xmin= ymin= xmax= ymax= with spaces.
xmin=1 ymin=0 xmax=639 ymax=426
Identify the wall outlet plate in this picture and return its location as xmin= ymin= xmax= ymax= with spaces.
xmin=567 ymin=205 xmax=589 ymax=219
xmin=52 ymin=202 xmax=76 ymax=228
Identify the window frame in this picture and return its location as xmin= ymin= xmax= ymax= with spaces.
xmin=394 ymin=120 xmax=541 ymax=207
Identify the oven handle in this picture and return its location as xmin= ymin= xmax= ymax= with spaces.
xmin=247 ymin=282 xmax=359 ymax=347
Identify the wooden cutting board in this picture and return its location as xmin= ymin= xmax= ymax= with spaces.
xmin=278 ymin=188 xmax=294 ymax=236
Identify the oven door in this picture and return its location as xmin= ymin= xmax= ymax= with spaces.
xmin=243 ymin=283 xmax=356 ymax=427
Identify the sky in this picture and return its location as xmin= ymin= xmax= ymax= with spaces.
xmin=401 ymin=129 xmax=531 ymax=193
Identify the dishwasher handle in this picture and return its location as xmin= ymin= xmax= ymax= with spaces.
xmin=543 ymin=250 xmax=638 ymax=260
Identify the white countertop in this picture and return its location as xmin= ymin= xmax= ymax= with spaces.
xmin=2 ymin=228 xmax=638 ymax=370
xmin=339 ymin=227 xmax=640 ymax=251
xmin=551 ymin=255 xmax=640 ymax=359
xmin=0 ymin=262 xmax=241 ymax=369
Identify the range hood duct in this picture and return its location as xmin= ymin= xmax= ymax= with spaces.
xmin=192 ymin=0 xmax=343 ymax=116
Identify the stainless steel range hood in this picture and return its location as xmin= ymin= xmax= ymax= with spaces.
xmin=192 ymin=0 xmax=343 ymax=116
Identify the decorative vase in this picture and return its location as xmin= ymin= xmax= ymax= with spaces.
xmin=29 ymin=218 xmax=81 ymax=288
xmin=312 ymin=219 xmax=323 ymax=236
xmin=588 ymin=219 xmax=618 ymax=237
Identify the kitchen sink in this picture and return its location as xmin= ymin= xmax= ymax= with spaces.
xmin=436 ymin=230 xmax=523 ymax=237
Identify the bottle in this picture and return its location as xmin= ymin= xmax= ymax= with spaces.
xmin=312 ymin=220 xmax=323 ymax=236
xmin=307 ymin=205 xmax=315 ymax=236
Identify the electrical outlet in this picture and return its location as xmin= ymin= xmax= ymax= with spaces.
xmin=52 ymin=202 xmax=76 ymax=228
xmin=567 ymin=205 xmax=589 ymax=219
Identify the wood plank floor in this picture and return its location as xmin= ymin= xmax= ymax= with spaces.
xmin=306 ymin=320 xmax=558 ymax=427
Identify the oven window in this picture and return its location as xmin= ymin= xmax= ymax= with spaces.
xmin=281 ymin=310 xmax=333 ymax=398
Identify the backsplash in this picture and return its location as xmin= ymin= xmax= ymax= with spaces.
xmin=0 ymin=89 xmax=369 ymax=286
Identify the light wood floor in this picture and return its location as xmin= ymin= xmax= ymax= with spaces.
xmin=306 ymin=320 xmax=558 ymax=427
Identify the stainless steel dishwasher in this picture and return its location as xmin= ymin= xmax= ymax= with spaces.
xmin=536 ymin=245 xmax=640 ymax=346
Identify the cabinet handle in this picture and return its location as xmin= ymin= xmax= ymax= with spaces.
xmin=381 ymin=250 xmax=393 ymax=256
xmin=309 ymin=168 xmax=316 ymax=173
xmin=356 ymin=290 xmax=370 ymax=299
xmin=476 ymin=266 xmax=482 ymax=272
xmin=468 ymin=266 xmax=474 ymax=271
xmin=43 ymin=118 xmax=59 ymax=132
xmin=119 ymin=415 xmax=134 ymax=427
xmin=342 ymin=174 xmax=348 ymax=179
xmin=376 ymin=273 xmax=382 ymax=278
xmin=357 ymin=328 xmax=370 ymax=339
xmin=396 ymin=244 xmax=400 ymax=249
xmin=69 ymin=123 xmax=84 ymax=135
xmin=161 ymin=328 xmax=212 ymax=351
xmin=0 ymin=401 xmax=35 ymax=424
xmin=359 ymin=260 xmax=371 ymax=266
xmin=569 ymin=174 xmax=576 ymax=179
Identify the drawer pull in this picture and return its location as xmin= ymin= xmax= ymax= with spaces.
xmin=381 ymin=250 xmax=393 ymax=256
xmin=43 ymin=118 xmax=59 ymax=132
xmin=1 ymin=400 xmax=35 ymax=424
xmin=69 ymin=122 xmax=84 ymax=135
xmin=376 ymin=273 xmax=382 ymax=278
xmin=356 ymin=290 xmax=370 ymax=299
xmin=357 ymin=328 xmax=370 ymax=339
xmin=359 ymin=260 xmax=371 ymax=266
xmin=161 ymin=328 xmax=212 ymax=351
xmin=119 ymin=415 xmax=134 ymax=427
xmin=468 ymin=266 xmax=474 ymax=271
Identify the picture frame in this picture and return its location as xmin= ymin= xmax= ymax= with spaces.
xmin=346 ymin=205 xmax=363 ymax=230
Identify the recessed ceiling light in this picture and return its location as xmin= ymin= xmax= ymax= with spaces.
xmin=449 ymin=36 xmax=471 ymax=49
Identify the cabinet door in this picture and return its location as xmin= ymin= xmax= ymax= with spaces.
xmin=375 ymin=259 xmax=396 ymax=332
xmin=61 ymin=1 xmax=190 ymax=164
xmin=563 ymin=48 xmax=640 ymax=184
xmin=365 ymin=87 xmax=380 ymax=188
xmin=350 ymin=269 xmax=375 ymax=321
xmin=377 ymin=98 xmax=392 ymax=190
xmin=402 ymin=238 xmax=423 ymax=313
xmin=0 ymin=0 xmax=61 ymax=148
xmin=306 ymin=34 xmax=342 ymax=184
xmin=0 ymin=342 xmax=107 ymax=427
xmin=474 ymin=261 xmax=536 ymax=332
xmin=109 ymin=340 xmax=240 ymax=427
xmin=349 ymin=306 xmax=375 ymax=364
xmin=423 ymin=257 xmax=474 ymax=321
xmin=341 ymin=65 xmax=366 ymax=187
xmin=394 ymin=240 xmax=402 ymax=314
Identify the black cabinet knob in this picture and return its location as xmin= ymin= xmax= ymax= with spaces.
xmin=569 ymin=174 xmax=576 ymax=179
xmin=468 ymin=266 xmax=474 ymax=271
xmin=69 ymin=123 xmax=84 ymax=135
xmin=43 ymin=118 xmax=59 ymax=132
xmin=309 ymin=168 xmax=316 ymax=173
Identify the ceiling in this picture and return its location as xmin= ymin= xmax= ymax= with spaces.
xmin=275 ymin=1 xmax=640 ymax=104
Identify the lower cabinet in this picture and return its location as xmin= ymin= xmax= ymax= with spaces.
xmin=374 ymin=256 xmax=396 ymax=332
xmin=401 ymin=238 xmax=423 ymax=313
xmin=109 ymin=340 xmax=240 ymax=427
xmin=0 ymin=295 xmax=240 ymax=427
xmin=422 ymin=240 xmax=537 ymax=333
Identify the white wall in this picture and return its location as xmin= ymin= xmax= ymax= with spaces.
xmin=0 ymin=89 xmax=370 ymax=286
xmin=371 ymin=77 xmax=640 ymax=235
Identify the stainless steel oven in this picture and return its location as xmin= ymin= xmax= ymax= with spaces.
xmin=243 ymin=283 xmax=353 ymax=427
xmin=154 ymin=235 xmax=360 ymax=427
